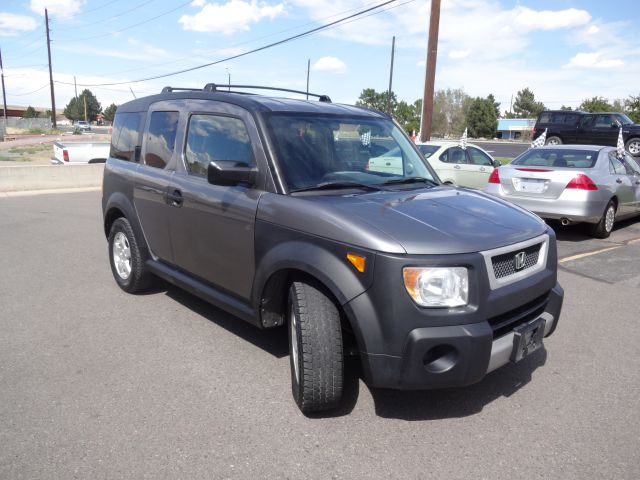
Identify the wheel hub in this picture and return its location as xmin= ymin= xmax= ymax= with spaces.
xmin=113 ymin=232 xmax=132 ymax=280
xmin=605 ymin=206 xmax=615 ymax=232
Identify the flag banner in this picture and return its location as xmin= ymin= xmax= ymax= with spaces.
xmin=616 ymin=127 xmax=625 ymax=159
xmin=361 ymin=130 xmax=371 ymax=146
xmin=459 ymin=128 xmax=468 ymax=150
xmin=531 ymin=128 xmax=547 ymax=148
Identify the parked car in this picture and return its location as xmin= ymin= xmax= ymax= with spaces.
xmin=415 ymin=141 xmax=500 ymax=189
xmin=485 ymin=145 xmax=640 ymax=238
xmin=74 ymin=120 xmax=91 ymax=132
xmin=102 ymin=84 xmax=563 ymax=413
xmin=51 ymin=141 xmax=110 ymax=164
xmin=532 ymin=110 xmax=640 ymax=156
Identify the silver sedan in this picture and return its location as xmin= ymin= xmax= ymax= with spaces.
xmin=484 ymin=145 xmax=640 ymax=238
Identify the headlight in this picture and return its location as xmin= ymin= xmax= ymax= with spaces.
xmin=403 ymin=267 xmax=469 ymax=307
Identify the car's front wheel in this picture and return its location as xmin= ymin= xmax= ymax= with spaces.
xmin=589 ymin=200 xmax=616 ymax=239
xmin=108 ymin=217 xmax=152 ymax=293
xmin=625 ymin=138 xmax=640 ymax=156
xmin=545 ymin=136 xmax=562 ymax=145
xmin=288 ymin=281 xmax=343 ymax=413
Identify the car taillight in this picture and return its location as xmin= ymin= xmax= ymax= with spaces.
xmin=488 ymin=168 xmax=500 ymax=184
xmin=566 ymin=173 xmax=598 ymax=190
xmin=63 ymin=149 xmax=69 ymax=162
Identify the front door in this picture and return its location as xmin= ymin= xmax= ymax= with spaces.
xmin=168 ymin=106 xmax=266 ymax=301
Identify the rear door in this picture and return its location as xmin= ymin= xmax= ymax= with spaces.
xmin=466 ymin=146 xmax=495 ymax=188
xmin=134 ymin=106 xmax=180 ymax=263
xmin=168 ymin=102 xmax=267 ymax=301
xmin=591 ymin=114 xmax=619 ymax=147
xmin=438 ymin=146 xmax=478 ymax=187
xmin=608 ymin=153 xmax=637 ymax=216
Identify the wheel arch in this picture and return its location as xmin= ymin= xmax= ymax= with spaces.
xmin=103 ymin=192 xmax=149 ymax=256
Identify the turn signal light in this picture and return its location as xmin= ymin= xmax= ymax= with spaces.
xmin=346 ymin=253 xmax=366 ymax=273
xmin=488 ymin=168 xmax=500 ymax=184
xmin=63 ymin=149 xmax=69 ymax=162
xmin=566 ymin=174 xmax=598 ymax=190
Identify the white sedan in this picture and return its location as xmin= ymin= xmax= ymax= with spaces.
xmin=415 ymin=141 xmax=500 ymax=189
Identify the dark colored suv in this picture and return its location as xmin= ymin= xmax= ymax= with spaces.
xmin=533 ymin=110 xmax=640 ymax=156
xmin=102 ymin=84 xmax=563 ymax=413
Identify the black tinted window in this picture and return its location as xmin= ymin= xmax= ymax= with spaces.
xmin=185 ymin=115 xmax=253 ymax=177
xmin=110 ymin=112 xmax=144 ymax=161
xmin=538 ymin=112 xmax=579 ymax=125
xmin=512 ymin=149 xmax=598 ymax=168
xmin=145 ymin=111 xmax=179 ymax=169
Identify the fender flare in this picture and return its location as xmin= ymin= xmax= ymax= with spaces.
xmin=103 ymin=192 xmax=150 ymax=256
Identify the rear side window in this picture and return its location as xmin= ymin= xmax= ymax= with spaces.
xmin=110 ymin=112 xmax=144 ymax=161
xmin=144 ymin=111 xmax=179 ymax=169
xmin=512 ymin=149 xmax=598 ymax=168
xmin=538 ymin=112 xmax=579 ymax=125
xmin=468 ymin=147 xmax=493 ymax=166
xmin=418 ymin=145 xmax=439 ymax=158
xmin=184 ymin=114 xmax=253 ymax=177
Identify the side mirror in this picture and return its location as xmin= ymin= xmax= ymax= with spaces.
xmin=492 ymin=160 xmax=502 ymax=168
xmin=208 ymin=161 xmax=257 ymax=186
xmin=133 ymin=146 xmax=141 ymax=163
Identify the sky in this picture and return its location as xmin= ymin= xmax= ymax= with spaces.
xmin=0 ymin=0 xmax=639 ymax=115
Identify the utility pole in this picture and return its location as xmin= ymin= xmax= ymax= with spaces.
xmin=386 ymin=36 xmax=395 ymax=115
xmin=83 ymin=94 xmax=88 ymax=122
xmin=306 ymin=59 xmax=310 ymax=100
xmin=74 ymin=75 xmax=78 ymax=99
xmin=0 ymin=47 xmax=8 ymax=134
xmin=419 ymin=0 xmax=441 ymax=142
xmin=45 ymin=9 xmax=57 ymax=129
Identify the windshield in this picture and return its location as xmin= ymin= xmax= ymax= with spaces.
xmin=614 ymin=113 xmax=635 ymax=126
xmin=266 ymin=113 xmax=436 ymax=192
xmin=511 ymin=148 xmax=599 ymax=168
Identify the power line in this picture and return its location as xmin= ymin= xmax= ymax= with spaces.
xmin=81 ymin=0 xmax=127 ymax=15
xmin=6 ymin=84 xmax=50 ymax=97
xmin=62 ymin=0 xmax=399 ymax=88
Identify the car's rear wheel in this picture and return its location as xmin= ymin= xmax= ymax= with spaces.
xmin=288 ymin=281 xmax=343 ymax=413
xmin=108 ymin=217 xmax=152 ymax=293
xmin=590 ymin=200 xmax=616 ymax=239
xmin=625 ymin=138 xmax=640 ymax=156
xmin=545 ymin=136 xmax=562 ymax=145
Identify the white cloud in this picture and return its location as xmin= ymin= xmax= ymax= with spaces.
xmin=587 ymin=25 xmax=599 ymax=35
xmin=0 ymin=13 xmax=39 ymax=36
xmin=563 ymin=52 xmax=624 ymax=69
xmin=30 ymin=0 xmax=85 ymax=20
xmin=179 ymin=0 xmax=285 ymax=34
xmin=513 ymin=7 xmax=591 ymax=31
xmin=448 ymin=50 xmax=470 ymax=59
xmin=191 ymin=0 xmax=206 ymax=6
xmin=312 ymin=56 xmax=346 ymax=73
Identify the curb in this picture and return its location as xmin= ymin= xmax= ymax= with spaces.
xmin=0 ymin=164 xmax=104 ymax=193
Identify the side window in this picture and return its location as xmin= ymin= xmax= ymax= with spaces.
xmin=595 ymin=114 xmax=613 ymax=128
xmin=609 ymin=155 xmax=627 ymax=175
xmin=185 ymin=114 xmax=253 ymax=177
xmin=624 ymin=154 xmax=640 ymax=175
xmin=144 ymin=111 xmax=179 ymax=169
xmin=446 ymin=147 xmax=467 ymax=164
xmin=110 ymin=112 xmax=144 ymax=161
xmin=580 ymin=116 xmax=594 ymax=128
xmin=468 ymin=147 xmax=493 ymax=166
xmin=538 ymin=112 xmax=551 ymax=124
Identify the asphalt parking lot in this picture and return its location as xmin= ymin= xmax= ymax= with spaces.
xmin=1 ymin=190 xmax=639 ymax=479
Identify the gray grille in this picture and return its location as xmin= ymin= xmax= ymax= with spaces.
xmin=491 ymin=243 xmax=541 ymax=279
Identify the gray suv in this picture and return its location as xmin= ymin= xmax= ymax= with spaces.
xmin=102 ymin=85 xmax=563 ymax=413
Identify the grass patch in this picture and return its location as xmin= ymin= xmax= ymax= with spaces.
xmin=8 ymin=144 xmax=51 ymax=155
xmin=0 ymin=156 xmax=30 ymax=162
xmin=494 ymin=157 xmax=513 ymax=164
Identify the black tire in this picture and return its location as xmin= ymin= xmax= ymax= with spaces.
xmin=108 ymin=217 xmax=152 ymax=293
xmin=625 ymin=138 xmax=640 ymax=157
xmin=288 ymin=281 xmax=343 ymax=413
xmin=545 ymin=136 xmax=562 ymax=146
xmin=589 ymin=200 xmax=616 ymax=239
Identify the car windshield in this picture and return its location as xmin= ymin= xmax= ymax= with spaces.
xmin=511 ymin=149 xmax=599 ymax=168
xmin=614 ymin=113 xmax=635 ymax=126
xmin=417 ymin=145 xmax=439 ymax=157
xmin=266 ymin=113 xmax=436 ymax=192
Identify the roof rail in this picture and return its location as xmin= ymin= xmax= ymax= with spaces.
xmin=202 ymin=83 xmax=332 ymax=103
xmin=161 ymin=86 xmax=202 ymax=93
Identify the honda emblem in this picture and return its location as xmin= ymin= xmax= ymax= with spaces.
xmin=514 ymin=251 xmax=526 ymax=271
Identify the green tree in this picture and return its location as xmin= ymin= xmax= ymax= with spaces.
xmin=466 ymin=96 xmax=498 ymax=138
xmin=393 ymin=100 xmax=419 ymax=135
xmin=625 ymin=94 xmax=640 ymax=123
xmin=579 ymin=96 xmax=613 ymax=112
xmin=487 ymin=93 xmax=501 ymax=119
xmin=560 ymin=105 xmax=573 ymax=111
xmin=24 ymin=106 xmax=38 ymax=118
xmin=64 ymin=89 xmax=102 ymax=121
xmin=103 ymin=103 xmax=118 ymax=123
xmin=355 ymin=88 xmax=397 ymax=113
xmin=512 ymin=87 xmax=545 ymax=118
xmin=432 ymin=88 xmax=471 ymax=137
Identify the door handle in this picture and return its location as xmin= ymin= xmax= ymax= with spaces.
xmin=165 ymin=189 xmax=183 ymax=207
xmin=454 ymin=165 xmax=461 ymax=169
xmin=616 ymin=178 xmax=623 ymax=184
xmin=479 ymin=167 xmax=486 ymax=172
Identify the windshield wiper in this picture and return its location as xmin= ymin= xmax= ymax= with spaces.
xmin=380 ymin=176 xmax=438 ymax=187
xmin=290 ymin=181 xmax=381 ymax=193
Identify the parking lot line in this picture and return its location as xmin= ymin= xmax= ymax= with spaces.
xmin=559 ymin=246 xmax=622 ymax=263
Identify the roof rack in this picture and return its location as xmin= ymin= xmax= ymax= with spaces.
xmin=162 ymin=84 xmax=331 ymax=103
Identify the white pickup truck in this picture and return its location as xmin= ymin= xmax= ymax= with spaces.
xmin=51 ymin=141 xmax=110 ymax=165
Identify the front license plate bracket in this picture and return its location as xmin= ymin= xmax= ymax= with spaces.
xmin=510 ymin=318 xmax=546 ymax=363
